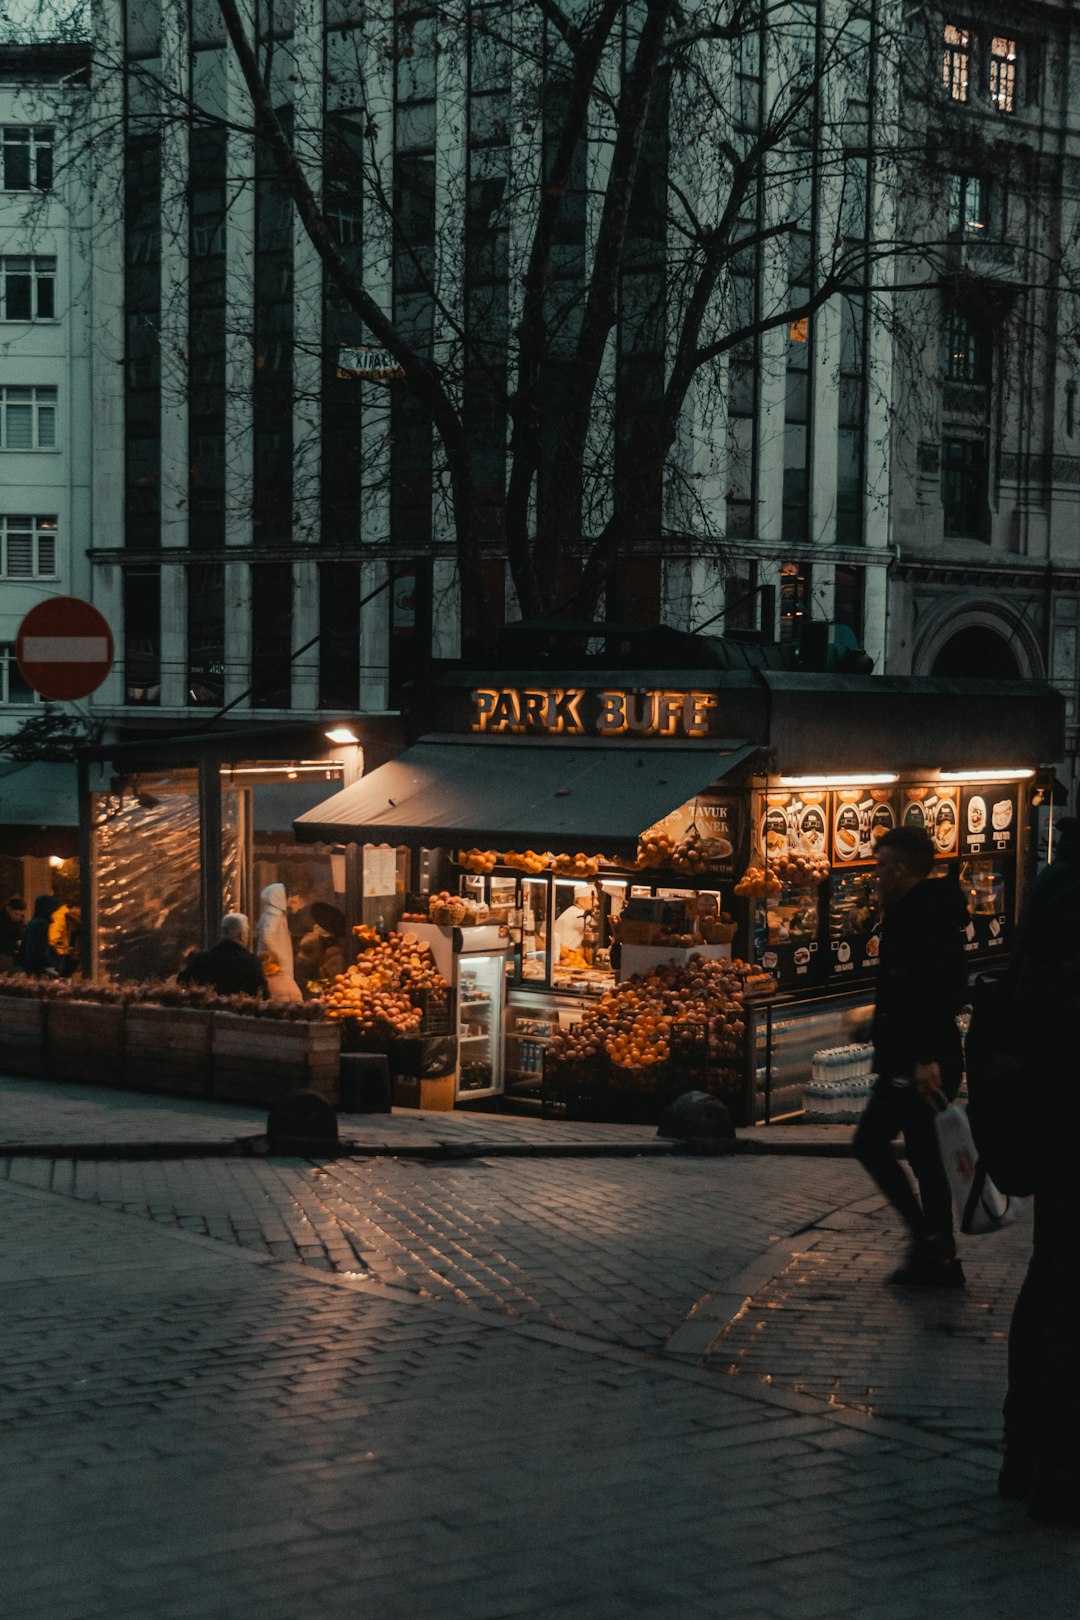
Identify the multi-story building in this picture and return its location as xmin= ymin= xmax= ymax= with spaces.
xmin=0 ymin=41 xmax=92 ymax=728
xmin=82 ymin=2 xmax=1080 ymax=796
xmin=885 ymin=13 xmax=1080 ymax=791
xmin=0 ymin=41 xmax=92 ymax=897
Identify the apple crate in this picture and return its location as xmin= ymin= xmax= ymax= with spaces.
xmin=125 ymin=1005 xmax=214 ymax=1097
xmin=0 ymin=996 xmax=48 ymax=1077
xmin=46 ymin=1001 xmax=126 ymax=1087
xmin=211 ymin=1013 xmax=341 ymax=1106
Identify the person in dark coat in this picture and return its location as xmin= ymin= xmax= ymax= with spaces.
xmin=17 ymin=894 xmax=65 ymax=977
xmin=999 ymin=810 xmax=1080 ymax=1524
xmin=854 ymin=826 xmax=969 ymax=1287
xmin=178 ymin=913 xmax=269 ymax=998
xmin=0 ymin=894 xmax=26 ymax=970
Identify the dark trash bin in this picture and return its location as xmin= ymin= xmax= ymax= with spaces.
xmin=339 ymin=1052 xmax=392 ymax=1113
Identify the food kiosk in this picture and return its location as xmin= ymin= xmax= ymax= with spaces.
xmin=294 ymin=666 xmax=1064 ymax=1123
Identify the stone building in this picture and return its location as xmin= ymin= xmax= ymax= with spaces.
xmin=77 ymin=2 xmax=1080 ymax=794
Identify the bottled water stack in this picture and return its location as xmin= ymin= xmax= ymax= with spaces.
xmin=803 ymin=1043 xmax=875 ymax=1124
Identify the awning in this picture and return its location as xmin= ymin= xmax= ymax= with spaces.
xmin=293 ymin=736 xmax=759 ymax=852
xmin=0 ymin=760 xmax=80 ymax=856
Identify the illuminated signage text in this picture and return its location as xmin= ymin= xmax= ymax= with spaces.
xmin=471 ymin=687 xmax=719 ymax=738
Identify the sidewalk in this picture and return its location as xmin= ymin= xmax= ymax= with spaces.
xmin=0 ymin=1072 xmax=856 ymax=1158
xmin=0 ymin=1113 xmax=1071 ymax=1620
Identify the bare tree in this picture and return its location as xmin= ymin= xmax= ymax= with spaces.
xmin=82 ymin=0 xmax=1080 ymax=635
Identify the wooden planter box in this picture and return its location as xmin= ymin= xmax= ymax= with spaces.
xmin=0 ymin=996 xmax=48 ymax=1077
xmin=125 ymin=1006 xmax=214 ymax=1098
xmin=46 ymin=1000 xmax=126 ymax=1087
xmin=211 ymin=1014 xmax=341 ymax=1107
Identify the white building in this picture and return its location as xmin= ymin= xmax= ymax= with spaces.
xmin=0 ymin=42 xmax=92 ymax=728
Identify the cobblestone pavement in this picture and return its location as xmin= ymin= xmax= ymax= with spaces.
xmin=707 ymin=1195 xmax=1033 ymax=1451
xmin=0 ymin=1152 xmax=871 ymax=1346
xmin=2 ymin=1163 xmax=1078 ymax=1620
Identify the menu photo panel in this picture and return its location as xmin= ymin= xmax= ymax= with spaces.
xmin=831 ymin=785 xmax=898 ymax=866
xmin=901 ymin=783 xmax=959 ymax=857
xmin=750 ymin=789 xmax=827 ymax=988
xmin=961 ymin=783 xmax=1018 ymax=857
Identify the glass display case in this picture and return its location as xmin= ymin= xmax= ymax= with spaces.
xmin=520 ymin=876 xmax=548 ymax=982
xmin=504 ymin=988 xmax=591 ymax=1105
xmin=455 ymin=950 xmax=505 ymax=1098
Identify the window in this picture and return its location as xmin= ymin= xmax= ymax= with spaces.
xmin=1 ymin=126 xmax=53 ymax=191
xmin=0 ymin=515 xmax=57 ymax=577
xmin=0 ymin=642 xmax=36 ymax=704
xmin=990 ymin=36 xmax=1017 ymax=112
xmin=943 ymin=25 xmax=971 ymax=101
xmin=0 ymin=256 xmax=56 ymax=321
xmin=0 ymin=385 xmax=56 ymax=449
xmin=779 ymin=561 xmax=810 ymax=644
xmin=942 ymin=437 xmax=987 ymax=538
xmin=945 ymin=309 xmax=988 ymax=382
xmin=124 ymin=565 xmax=161 ymax=705
xmin=943 ymin=26 xmax=1019 ymax=113
xmin=949 ymin=173 xmax=988 ymax=234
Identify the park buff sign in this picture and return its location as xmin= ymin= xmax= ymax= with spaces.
xmin=471 ymin=686 xmax=720 ymax=738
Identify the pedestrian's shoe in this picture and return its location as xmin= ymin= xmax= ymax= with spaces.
xmin=887 ymin=1238 xmax=964 ymax=1288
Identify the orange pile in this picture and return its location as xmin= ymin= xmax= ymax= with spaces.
xmin=323 ymin=930 xmax=448 ymax=1039
xmin=548 ymin=956 xmax=755 ymax=1075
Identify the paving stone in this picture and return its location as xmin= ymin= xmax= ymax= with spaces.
xmin=2 ymin=1082 xmax=1078 ymax=1619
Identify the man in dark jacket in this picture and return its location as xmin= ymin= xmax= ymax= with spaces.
xmin=854 ymin=826 xmax=969 ymax=1287
xmin=17 ymin=894 xmax=64 ymax=977
xmin=999 ymin=811 xmax=1080 ymax=1524
xmin=0 ymin=894 xmax=26 ymax=970
xmin=178 ymin=913 xmax=269 ymax=997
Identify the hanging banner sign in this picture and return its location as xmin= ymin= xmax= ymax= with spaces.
xmin=470 ymin=686 xmax=720 ymax=739
xmin=337 ymin=344 xmax=406 ymax=381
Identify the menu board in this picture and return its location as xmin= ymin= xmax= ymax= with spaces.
xmin=828 ymin=869 xmax=882 ymax=979
xmin=831 ymin=787 xmax=897 ymax=865
xmin=961 ymin=785 xmax=1018 ymax=856
xmin=900 ymin=784 xmax=959 ymax=857
xmin=960 ymin=856 xmax=1013 ymax=957
xmin=643 ymin=791 xmax=743 ymax=876
xmin=758 ymin=790 xmax=829 ymax=858
xmin=756 ymin=910 xmax=826 ymax=988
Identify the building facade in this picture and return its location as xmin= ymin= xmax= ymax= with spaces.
xmin=78 ymin=2 xmax=1080 ymax=793
xmin=0 ymin=42 xmax=92 ymax=732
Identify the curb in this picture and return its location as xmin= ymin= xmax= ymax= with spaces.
xmin=0 ymin=1132 xmax=859 ymax=1162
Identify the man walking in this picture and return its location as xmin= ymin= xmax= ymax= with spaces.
xmin=854 ymin=826 xmax=968 ymax=1286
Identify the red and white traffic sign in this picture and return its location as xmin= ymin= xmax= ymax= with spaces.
xmin=16 ymin=596 xmax=114 ymax=701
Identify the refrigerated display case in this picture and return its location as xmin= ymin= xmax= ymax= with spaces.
xmin=456 ymin=949 xmax=507 ymax=1098
xmin=504 ymin=987 xmax=591 ymax=1107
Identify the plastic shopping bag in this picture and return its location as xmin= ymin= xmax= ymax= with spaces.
xmin=933 ymin=1092 xmax=1013 ymax=1236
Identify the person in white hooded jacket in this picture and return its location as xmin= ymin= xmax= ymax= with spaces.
xmin=254 ymin=882 xmax=303 ymax=1001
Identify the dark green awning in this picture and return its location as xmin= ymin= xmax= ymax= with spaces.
xmin=293 ymin=736 xmax=759 ymax=853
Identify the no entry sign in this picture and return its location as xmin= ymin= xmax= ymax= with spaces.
xmin=16 ymin=596 xmax=114 ymax=701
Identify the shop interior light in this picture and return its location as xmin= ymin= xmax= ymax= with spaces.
xmin=221 ymin=762 xmax=343 ymax=776
xmin=936 ymin=768 xmax=1035 ymax=783
xmin=325 ymin=726 xmax=359 ymax=745
xmin=775 ymin=773 xmax=899 ymax=788
xmin=48 ymin=855 xmax=63 ymax=868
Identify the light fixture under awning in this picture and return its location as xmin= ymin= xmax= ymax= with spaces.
xmin=293 ymin=737 xmax=760 ymax=853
